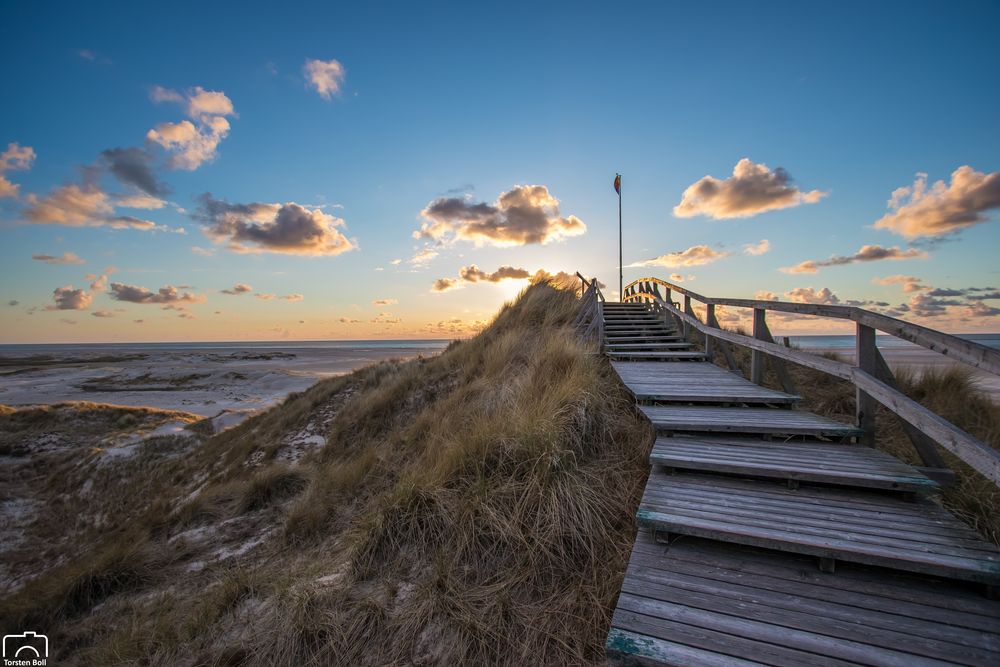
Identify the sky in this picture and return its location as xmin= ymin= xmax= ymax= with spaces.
xmin=1 ymin=0 xmax=999 ymax=343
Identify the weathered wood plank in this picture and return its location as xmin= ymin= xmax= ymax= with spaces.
xmin=637 ymin=472 xmax=1000 ymax=584
xmin=651 ymin=436 xmax=936 ymax=492
xmin=640 ymin=405 xmax=862 ymax=437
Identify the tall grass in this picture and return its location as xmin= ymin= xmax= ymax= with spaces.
xmin=1 ymin=281 xmax=653 ymax=665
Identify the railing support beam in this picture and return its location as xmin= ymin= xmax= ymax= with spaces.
xmin=856 ymin=324 xmax=878 ymax=446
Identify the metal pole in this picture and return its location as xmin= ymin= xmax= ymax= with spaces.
xmin=618 ymin=174 xmax=623 ymax=302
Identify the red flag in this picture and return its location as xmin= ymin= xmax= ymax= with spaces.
xmin=614 ymin=173 xmax=621 ymax=195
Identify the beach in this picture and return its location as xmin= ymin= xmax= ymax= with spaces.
xmin=0 ymin=341 xmax=449 ymax=426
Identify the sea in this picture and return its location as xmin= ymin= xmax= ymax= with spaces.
xmin=785 ymin=333 xmax=1000 ymax=351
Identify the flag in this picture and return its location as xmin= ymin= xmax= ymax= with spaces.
xmin=614 ymin=173 xmax=621 ymax=195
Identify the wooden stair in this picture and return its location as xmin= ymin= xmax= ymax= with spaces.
xmin=601 ymin=299 xmax=1000 ymax=664
xmin=651 ymin=436 xmax=939 ymax=492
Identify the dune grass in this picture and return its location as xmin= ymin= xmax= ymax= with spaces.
xmin=0 ymin=281 xmax=653 ymax=665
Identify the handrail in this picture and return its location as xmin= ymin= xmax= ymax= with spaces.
xmin=574 ymin=272 xmax=604 ymax=349
xmin=625 ymin=276 xmax=1000 ymax=376
xmin=622 ymin=277 xmax=1000 ymax=487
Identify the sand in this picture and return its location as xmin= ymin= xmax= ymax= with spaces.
xmin=0 ymin=344 xmax=446 ymax=420
xmin=806 ymin=346 xmax=1000 ymax=400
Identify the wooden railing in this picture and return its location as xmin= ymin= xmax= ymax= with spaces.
xmin=574 ymin=272 xmax=604 ymax=348
xmin=622 ymin=276 xmax=1000 ymax=487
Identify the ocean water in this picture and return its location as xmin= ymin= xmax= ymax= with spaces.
xmin=786 ymin=333 xmax=1000 ymax=351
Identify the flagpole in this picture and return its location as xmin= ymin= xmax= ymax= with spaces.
xmin=618 ymin=174 xmax=623 ymax=302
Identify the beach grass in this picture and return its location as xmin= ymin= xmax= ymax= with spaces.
xmin=0 ymin=281 xmax=653 ymax=665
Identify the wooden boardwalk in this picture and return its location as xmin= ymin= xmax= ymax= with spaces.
xmin=599 ymin=300 xmax=1000 ymax=666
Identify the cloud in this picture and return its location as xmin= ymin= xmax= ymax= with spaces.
xmin=742 ymin=239 xmax=771 ymax=256
xmin=459 ymin=265 xmax=532 ymax=283
xmin=628 ymin=245 xmax=729 ymax=268
xmin=371 ymin=312 xmax=402 ymax=324
xmin=8 ymin=300 xmax=19 ymax=306
xmin=781 ymin=245 xmax=927 ymax=274
xmin=431 ymin=264 xmax=534 ymax=293
xmin=115 ymin=193 xmax=166 ymax=209
xmin=674 ymin=158 xmax=827 ymax=219
xmin=22 ymin=183 xmax=162 ymax=230
xmin=420 ymin=317 xmax=489 ymax=336
xmin=965 ymin=301 xmax=1000 ymax=318
xmin=147 ymin=86 xmax=235 ymax=170
xmin=32 ymin=252 xmax=85 ymax=265
xmin=409 ymin=247 xmax=438 ymax=265
xmin=390 ymin=258 xmax=402 ymax=265
xmin=59 ymin=318 xmax=77 ymax=325
xmin=99 ymin=147 xmax=167 ymax=196
xmin=784 ymin=287 xmax=840 ymax=305
xmin=191 ymin=246 xmax=216 ymax=257
xmin=416 ymin=184 xmax=586 ymax=247
xmin=874 ymin=166 xmax=1000 ymax=238
xmin=48 ymin=285 xmax=93 ymax=310
xmin=432 ymin=278 xmax=459 ymax=293
xmin=906 ymin=293 xmax=960 ymax=317
xmin=304 ymin=59 xmax=346 ymax=100
xmin=108 ymin=283 xmax=206 ymax=305
xmin=873 ymin=275 xmax=928 ymax=293
xmin=755 ymin=290 xmax=778 ymax=301
xmin=91 ymin=309 xmax=114 ymax=318
xmin=338 ymin=317 xmax=362 ymax=324
xmin=372 ymin=298 xmax=398 ymax=306
xmin=0 ymin=142 xmax=36 ymax=199
xmin=195 ymin=194 xmax=357 ymax=256
xmin=221 ymin=283 xmax=252 ymax=295
xmin=254 ymin=293 xmax=303 ymax=301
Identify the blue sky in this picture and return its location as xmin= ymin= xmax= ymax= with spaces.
xmin=2 ymin=0 xmax=998 ymax=342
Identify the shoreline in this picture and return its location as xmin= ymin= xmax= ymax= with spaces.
xmin=805 ymin=346 xmax=1000 ymax=401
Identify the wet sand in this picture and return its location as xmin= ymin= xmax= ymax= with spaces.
xmin=807 ymin=346 xmax=1000 ymax=401
xmin=0 ymin=344 xmax=446 ymax=418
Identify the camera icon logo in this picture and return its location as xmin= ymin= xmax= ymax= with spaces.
xmin=2 ymin=631 xmax=48 ymax=660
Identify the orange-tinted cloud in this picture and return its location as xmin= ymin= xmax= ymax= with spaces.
xmin=147 ymin=86 xmax=235 ymax=170
xmin=0 ymin=142 xmax=35 ymax=199
xmin=781 ymin=244 xmax=927 ymax=274
xmin=674 ymin=158 xmax=826 ymax=219
xmin=416 ymin=185 xmax=586 ymax=247
xmin=874 ymin=166 xmax=1000 ymax=238
xmin=628 ymin=245 xmax=729 ymax=268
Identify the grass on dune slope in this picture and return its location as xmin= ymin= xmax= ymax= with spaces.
xmin=0 ymin=282 xmax=653 ymax=665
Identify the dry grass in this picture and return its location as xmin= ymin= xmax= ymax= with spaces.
xmin=0 ymin=281 xmax=653 ymax=665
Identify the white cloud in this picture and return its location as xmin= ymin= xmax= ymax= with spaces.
xmin=742 ymin=239 xmax=771 ymax=256
xmin=781 ymin=245 xmax=927 ymax=274
xmin=147 ymin=86 xmax=236 ymax=170
xmin=304 ymin=59 xmax=346 ymax=100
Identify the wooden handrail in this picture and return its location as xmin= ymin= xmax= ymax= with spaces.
xmin=625 ymin=276 xmax=1000 ymax=376
xmin=622 ymin=280 xmax=1000 ymax=487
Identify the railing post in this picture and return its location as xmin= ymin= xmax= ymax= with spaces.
xmin=751 ymin=308 xmax=766 ymax=385
xmin=856 ymin=323 xmax=878 ymax=446
xmin=704 ymin=304 xmax=716 ymax=359
xmin=682 ymin=295 xmax=692 ymax=339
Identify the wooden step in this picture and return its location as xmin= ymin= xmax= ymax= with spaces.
xmin=636 ymin=471 xmax=1000 ymax=585
xmin=613 ymin=361 xmax=800 ymax=405
xmin=607 ymin=342 xmax=694 ymax=350
xmin=608 ymin=532 xmax=1000 ymax=666
xmin=651 ymin=436 xmax=939 ymax=493
xmin=640 ymin=405 xmax=862 ymax=437
xmin=611 ymin=352 xmax=707 ymax=361
xmin=604 ymin=334 xmax=682 ymax=341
